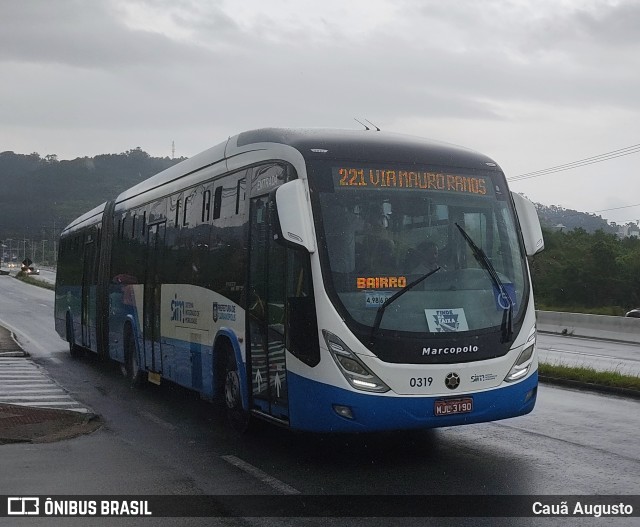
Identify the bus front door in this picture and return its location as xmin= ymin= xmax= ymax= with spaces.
xmin=143 ymin=222 xmax=165 ymax=374
xmin=248 ymin=196 xmax=289 ymax=422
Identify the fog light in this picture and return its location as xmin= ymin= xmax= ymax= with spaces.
xmin=333 ymin=405 xmax=354 ymax=419
xmin=524 ymin=387 xmax=537 ymax=403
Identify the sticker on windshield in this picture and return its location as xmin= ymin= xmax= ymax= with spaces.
xmin=492 ymin=284 xmax=517 ymax=311
xmin=425 ymin=308 xmax=469 ymax=332
xmin=365 ymin=291 xmax=393 ymax=308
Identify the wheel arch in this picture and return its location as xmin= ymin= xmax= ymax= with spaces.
xmin=213 ymin=329 xmax=248 ymax=412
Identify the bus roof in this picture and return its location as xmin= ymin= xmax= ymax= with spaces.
xmin=113 ymin=128 xmax=502 ymax=208
xmin=61 ymin=202 xmax=106 ymax=235
xmin=234 ymin=128 xmax=500 ymax=168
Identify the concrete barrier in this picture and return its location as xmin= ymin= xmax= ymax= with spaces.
xmin=537 ymin=310 xmax=640 ymax=344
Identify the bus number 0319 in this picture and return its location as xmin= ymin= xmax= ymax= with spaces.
xmin=409 ymin=377 xmax=433 ymax=387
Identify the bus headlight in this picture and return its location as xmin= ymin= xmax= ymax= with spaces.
xmin=323 ymin=330 xmax=390 ymax=393
xmin=504 ymin=344 xmax=535 ymax=382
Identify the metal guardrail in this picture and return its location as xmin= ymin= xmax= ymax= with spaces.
xmin=537 ymin=310 xmax=640 ymax=344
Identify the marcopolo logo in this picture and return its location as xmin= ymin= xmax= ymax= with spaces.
xmin=422 ymin=345 xmax=479 ymax=356
xmin=445 ymin=372 xmax=461 ymax=390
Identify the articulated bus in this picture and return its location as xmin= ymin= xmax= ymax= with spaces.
xmin=55 ymin=128 xmax=544 ymax=433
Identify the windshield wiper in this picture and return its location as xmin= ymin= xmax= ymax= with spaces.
xmin=369 ymin=266 xmax=441 ymax=346
xmin=455 ymin=223 xmax=513 ymax=343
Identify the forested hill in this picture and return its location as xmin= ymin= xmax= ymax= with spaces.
xmin=535 ymin=203 xmax=615 ymax=234
xmin=0 ymin=149 xmax=185 ymax=239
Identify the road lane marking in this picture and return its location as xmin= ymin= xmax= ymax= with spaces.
xmin=138 ymin=410 xmax=177 ymax=431
xmin=544 ymin=347 xmax=640 ymax=363
xmin=221 ymin=455 xmax=300 ymax=495
xmin=0 ymin=356 xmax=92 ymax=413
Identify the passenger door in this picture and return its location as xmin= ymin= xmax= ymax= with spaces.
xmin=247 ymin=196 xmax=289 ymax=421
xmin=81 ymin=235 xmax=96 ymax=349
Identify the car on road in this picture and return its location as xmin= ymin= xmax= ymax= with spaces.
xmin=21 ymin=264 xmax=40 ymax=275
xmin=624 ymin=308 xmax=640 ymax=318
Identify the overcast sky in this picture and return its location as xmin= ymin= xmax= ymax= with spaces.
xmin=2 ymin=0 xmax=639 ymax=224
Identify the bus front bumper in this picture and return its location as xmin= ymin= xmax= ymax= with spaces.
xmin=287 ymin=371 xmax=537 ymax=433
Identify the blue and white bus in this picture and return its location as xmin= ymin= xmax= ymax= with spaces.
xmin=55 ymin=128 xmax=544 ymax=433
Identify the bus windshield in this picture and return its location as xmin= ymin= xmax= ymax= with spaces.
xmin=313 ymin=162 xmax=528 ymax=335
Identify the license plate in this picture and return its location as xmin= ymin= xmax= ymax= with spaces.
xmin=434 ymin=398 xmax=473 ymax=416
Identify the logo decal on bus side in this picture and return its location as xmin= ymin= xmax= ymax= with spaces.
xmin=171 ymin=295 xmax=185 ymax=323
xmin=212 ymin=302 xmax=236 ymax=322
xmin=471 ymin=373 xmax=497 ymax=383
xmin=170 ymin=294 xmax=200 ymax=324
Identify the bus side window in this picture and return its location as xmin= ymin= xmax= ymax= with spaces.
xmin=183 ymin=195 xmax=191 ymax=226
xmin=236 ymin=178 xmax=246 ymax=215
xmin=174 ymin=198 xmax=181 ymax=227
xmin=213 ymin=186 xmax=223 ymax=220
xmin=202 ymin=189 xmax=211 ymax=222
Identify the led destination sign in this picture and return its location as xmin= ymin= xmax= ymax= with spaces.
xmin=334 ymin=167 xmax=490 ymax=196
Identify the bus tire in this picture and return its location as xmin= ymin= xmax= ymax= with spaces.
xmin=67 ymin=314 xmax=82 ymax=358
xmin=124 ymin=329 xmax=144 ymax=387
xmin=223 ymin=345 xmax=250 ymax=433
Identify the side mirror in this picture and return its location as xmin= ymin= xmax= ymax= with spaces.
xmin=271 ymin=180 xmax=316 ymax=253
xmin=511 ymin=192 xmax=544 ymax=255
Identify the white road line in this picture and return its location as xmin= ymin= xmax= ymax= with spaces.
xmin=221 ymin=455 xmax=300 ymax=495
xmin=548 ymin=349 xmax=640 ymax=363
xmin=0 ymin=390 xmax=67 ymax=396
xmin=138 ymin=411 xmax=177 ymax=431
xmin=9 ymin=401 xmax=87 ymax=411
xmin=0 ymin=375 xmax=44 ymax=379
xmin=0 ymin=395 xmax=74 ymax=400
xmin=0 ymin=384 xmax=56 ymax=388
xmin=0 ymin=357 xmax=93 ymax=413
xmin=0 ymin=377 xmax=51 ymax=382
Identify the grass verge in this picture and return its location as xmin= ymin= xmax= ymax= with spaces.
xmin=539 ymin=362 xmax=640 ymax=392
xmin=14 ymin=271 xmax=55 ymax=290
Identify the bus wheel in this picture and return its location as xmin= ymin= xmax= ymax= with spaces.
xmin=224 ymin=348 xmax=250 ymax=433
xmin=67 ymin=315 xmax=82 ymax=358
xmin=124 ymin=331 xmax=144 ymax=387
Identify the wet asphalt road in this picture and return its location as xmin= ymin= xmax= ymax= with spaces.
xmin=0 ymin=275 xmax=638 ymax=526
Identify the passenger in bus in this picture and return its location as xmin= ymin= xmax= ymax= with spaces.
xmin=355 ymin=203 xmax=397 ymax=273
xmin=323 ymin=198 xmax=364 ymax=273
xmin=360 ymin=236 xmax=395 ymax=274
xmin=407 ymin=240 xmax=442 ymax=274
